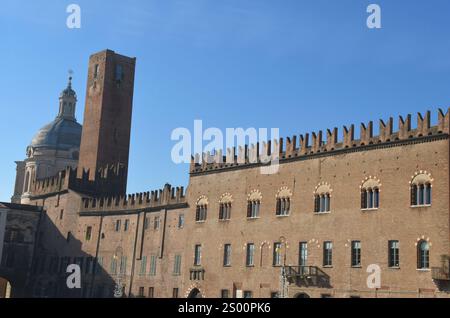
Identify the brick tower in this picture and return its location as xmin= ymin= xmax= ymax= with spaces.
xmin=77 ymin=49 xmax=136 ymax=195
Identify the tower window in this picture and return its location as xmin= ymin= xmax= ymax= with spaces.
xmin=85 ymin=226 xmax=92 ymax=241
xmin=94 ymin=64 xmax=99 ymax=78
xmin=115 ymin=64 xmax=124 ymax=82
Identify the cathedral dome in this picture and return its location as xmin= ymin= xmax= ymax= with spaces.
xmin=28 ymin=75 xmax=82 ymax=152
xmin=30 ymin=117 xmax=82 ymax=151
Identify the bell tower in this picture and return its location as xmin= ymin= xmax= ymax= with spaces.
xmin=57 ymin=72 xmax=77 ymax=120
xmin=77 ymin=49 xmax=136 ymax=195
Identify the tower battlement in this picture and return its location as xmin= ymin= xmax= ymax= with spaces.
xmin=80 ymin=183 xmax=186 ymax=213
xmin=30 ymin=163 xmax=128 ymax=197
xmin=190 ymin=109 xmax=450 ymax=175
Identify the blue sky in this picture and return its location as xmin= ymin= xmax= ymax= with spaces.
xmin=1 ymin=0 xmax=450 ymax=201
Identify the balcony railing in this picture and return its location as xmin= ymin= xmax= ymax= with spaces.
xmin=284 ymin=266 xmax=331 ymax=288
xmin=432 ymin=255 xmax=450 ymax=281
xmin=190 ymin=267 xmax=205 ymax=281
xmin=432 ymin=267 xmax=449 ymax=281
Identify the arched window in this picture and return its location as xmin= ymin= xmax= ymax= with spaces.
xmin=23 ymin=171 xmax=31 ymax=193
xmin=195 ymin=196 xmax=208 ymax=222
xmin=314 ymin=183 xmax=332 ymax=213
xmin=275 ymin=187 xmax=292 ymax=216
xmin=247 ymin=190 xmax=262 ymax=219
xmin=417 ymin=240 xmax=430 ymax=269
xmin=360 ymin=177 xmax=381 ymax=210
xmin=410 ymin=172 xmax=433 ymax=207
xmin=219 ymin=193 xmax=232 ymax=221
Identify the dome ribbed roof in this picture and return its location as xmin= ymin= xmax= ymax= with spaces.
xmin=30 ymin=117 xmax=82 ymax=150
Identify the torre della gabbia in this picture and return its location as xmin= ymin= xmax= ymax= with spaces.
xmin=0 ymin=49 xmax=449 ymax=298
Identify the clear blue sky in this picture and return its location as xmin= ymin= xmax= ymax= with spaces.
xmin=1 ymin=0 xmax=450 ymax=201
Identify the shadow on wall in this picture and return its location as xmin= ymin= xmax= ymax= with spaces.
xmin=28 ymin=211 xmax=118 ymax=298
xmin=1 ymin=207 xmax=117 ymax=298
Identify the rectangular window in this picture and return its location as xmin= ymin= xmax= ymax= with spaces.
xmin=154 ymin=216 xmax=160 ymax=230
xmin=243 ymin=291 xmax=253 ymax=298
xmin=194 ymin=244 xmax=202 ymax=266
xmin=388 ymin=240 xmax=400 ymax=267
xmin=124 ymin=219 xmax=129 ymax=231
xmin=323 ymin=241 xmax=333 ymax=266
xmin=173 ymin=288 xmax=179 ymax=298
xmin=221 ymin=289 xmax=230 ymax=298
xmin=59 ymin=209 xmax=64 ymax=220
xmin=120 ymin=256 xmax=127 ymax=274
xmin=223 ymin=244 xmax=232 ymax=266
xmin=273 ymin=242 xmax=282 ymax=266
xmin=178 ymin=214 xmax=185 ymax=229
xmin=246 ymin=243 xmax=255 ymax=266
xmin=148 ymin=287 xmax=154 ymax=298
xmin=115 ymin=220 xmax=121 ymax=232
xmin=299 ymin=242 xmax=308 ymax=266
xmin=351 ymin=241 xmax=361 ymax=267
xmin=85 ymin=226 xmax=92 ymax=241
xmin=115 ymin=64 xmax=123 ymax=82
xmin=173 ymin=255 xmax=182 ymax=275
xmin=248 ymin=201 xmax=260 ymax=218
xmin=139 ymin=256 xmax=147 ymax=276
xmin=94 ymin=64 xmax=99 ymax=78
xmin=110 ymin=258 xmax=117 ymax=275
xmin=96 ymin=257 xmax=103 ymax=274
xmin=144 ymin=217 xmax=149 ymax=230
xmin=149 ymin=255 xmax=157 ymax=276
xmin=138 ymin=287 xmax=145 ymax=297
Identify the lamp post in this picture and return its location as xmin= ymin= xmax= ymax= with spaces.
xmin=113 ymin=247 xmax=124 ymax=298
xmin=278 ymin=236 xmax=288 ymax=298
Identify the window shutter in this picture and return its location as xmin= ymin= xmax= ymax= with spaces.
xmin=314 ymin=196 xmax=320 ymax=212
xmin=196 ymin=206 xmax=200 ymax=221
xmin=411 ymin=185 xmax=417 ymax=206
xmin=247 ymin=202 xmax=252 ymax=218
xmin=361 ymin=190 xmax=367 ymax=209
xmin=276 ymin=199 xmax=281 ymax=215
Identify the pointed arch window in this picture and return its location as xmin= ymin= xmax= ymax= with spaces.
xmin=247 ymin=190 xmax=262 ymax=219
xmin=410 ymin=173 xmax=433 ymax=207
xmin=195 ymin=196 xmax=208 ymax=222
xmin=219 ymin=193 xmax=232 ymax=221
xmin=275 ymin=187 xmax=292 ymax=216
xmin=361 ymin=178 xmax=381 ymax=210
xmin=314 ymin=183 xmax=332 ymax=213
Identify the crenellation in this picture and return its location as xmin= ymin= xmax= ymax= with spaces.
xmin=379 ymin=117 xmax=393 ymax=143
xmin=398 ymin=114 xmax=412 ymax=139
xmin=299 ymin=133 xmax=310 ymax=155
xmin=360 ymin=121 xmax=373 ymax=146
xmin=416 ymin=111 xmax=431 ymax=137
xmin=285 ymin=135 xmax=297 ymax=157
xmin=189 ymin=110 xmax=449 ymax=175
xmin=325 ymin=128 xmax=338 ymax=151
xmin=438 ymin=108 xmax=449 ymax=133
xmin=311 ymin=131 xmax=322 ymax=153
xmin=80 ymin=183 xmax=187 ymax=213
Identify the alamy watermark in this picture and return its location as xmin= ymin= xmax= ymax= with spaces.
xmin=367 ymin=4 xmax=382 ymax=29
xmin=66 ymin=4 xmax=81 ymax=29
xmin=171 ymin=120 xmax=280 ymax=174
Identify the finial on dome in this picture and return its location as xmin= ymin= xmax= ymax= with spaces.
xmin=68 ymin=69 xmax=74 ymax=88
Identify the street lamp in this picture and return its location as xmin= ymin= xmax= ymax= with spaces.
xmin=113 ymin=247 xmax=124 ymax=298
